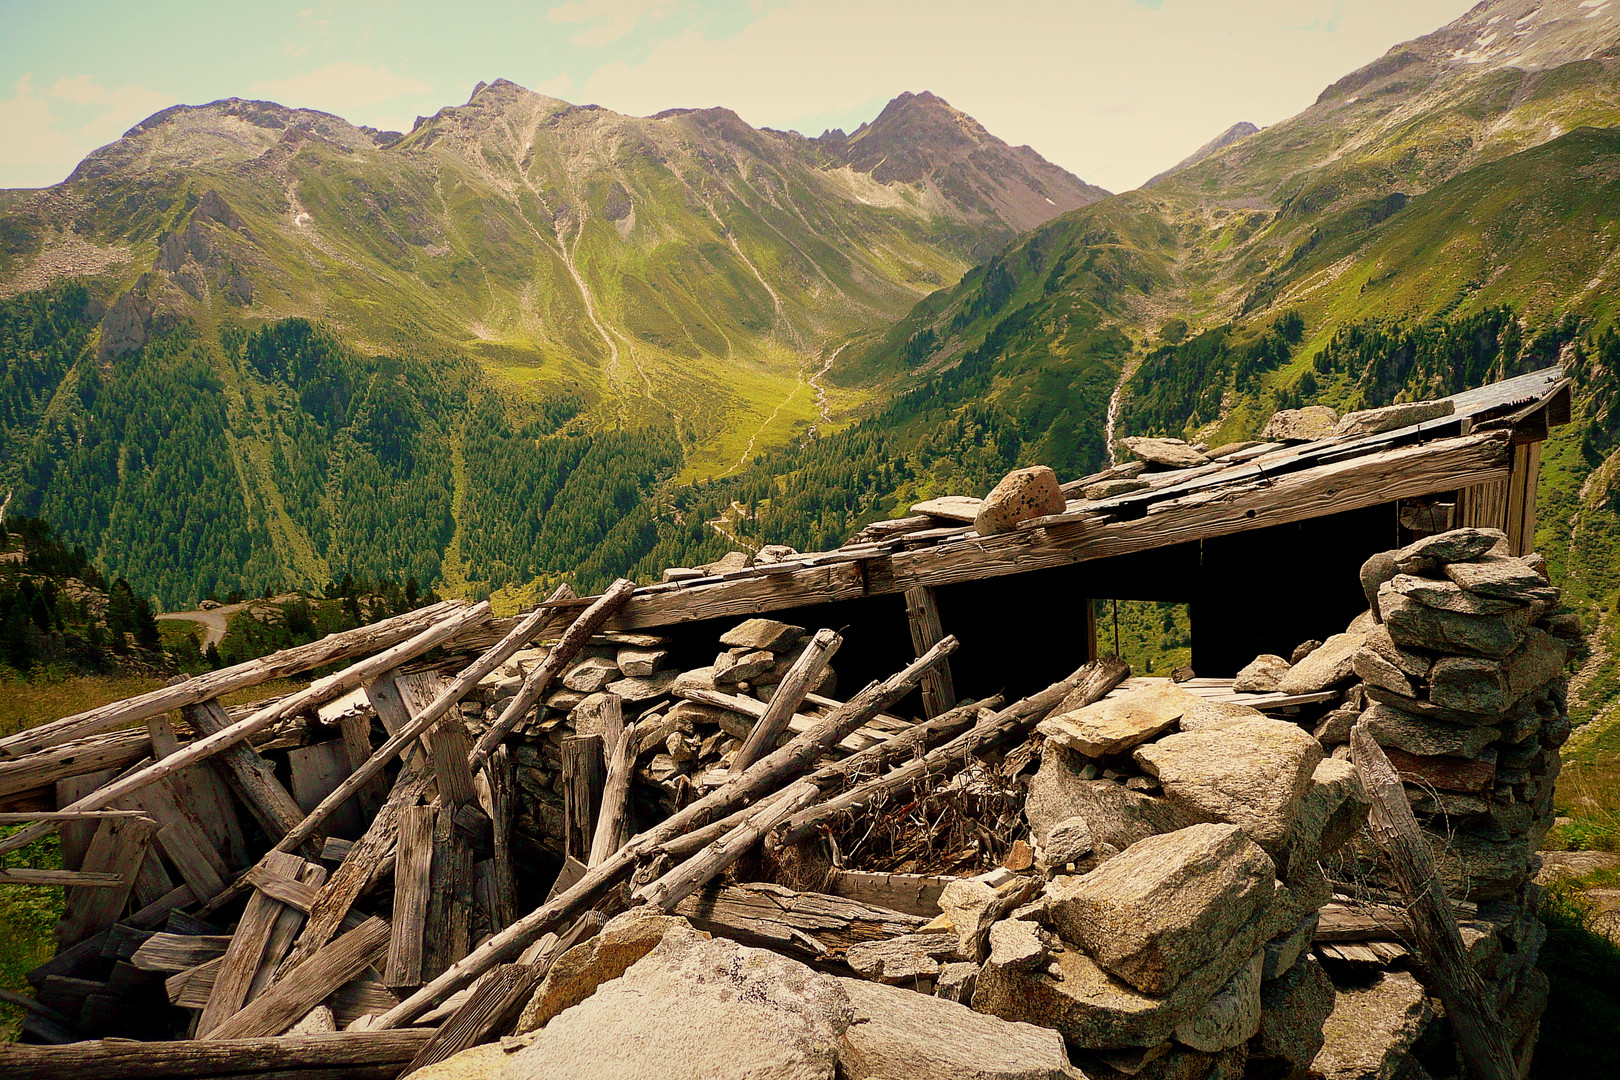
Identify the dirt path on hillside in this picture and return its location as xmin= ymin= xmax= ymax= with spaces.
xmin=155 ymin=601 xmax=249 ymax=649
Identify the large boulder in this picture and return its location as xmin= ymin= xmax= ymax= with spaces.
xmin=1026 ymin=752 xmax=1195 ymax=850
xmin=1038 ymin=682 xmax=1196 ymax=757
xmin=1312 ymin=970 xmax=1433 ymax=1080
xmin=1274 ymin=759 xmax=1369 ymax=880
xmin=838 ymin=977 xmax=1084 ymax=1080
xmin=516 ymin=907 xmax=692 ymax=1033
xmin=975 ymin=466 xmax=1067 ymax=535
xmin=1259 ymin=406 xmax=1339 ymax=443
xmin=1038 ymin=824 xmax=1276 ymax=995
xmin=1275 ymin=632 xmax=1365 ymax=695
xmin=501 ymin=925 xmax=851 ymax=1080
xmin=1134 ymin=721 xmax=1323 ymax=852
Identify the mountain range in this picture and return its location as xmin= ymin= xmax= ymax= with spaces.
xmin=3 ymin=0 xmax=1620 ymax=724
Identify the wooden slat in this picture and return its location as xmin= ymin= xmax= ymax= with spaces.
xmin=904 ymin=586 xmax=957 ymax=718
xmin=129 ymin=933 xmax=232 ymax=972
xmin=0 ymin=732 xmax=148 ymax=802
xmin=196 ymin=850 xmax=306 ymax=1036
xmin=338 ymin=709 xmax=386 ymax=822
xmin=205 ymin=916 xmax=392 ymax=1040
xmin=244 ymin=863 xmax=323 ymax=912
xmin=246 ymin=862 xmax=326 ymax=1005
xmin=0 ymin=1029 xmax=434 ymax=1079
xmin=477 ymin=745 xmax=518 ymax=931
xmin=398 ymin=673 xmax=480 ymax=810
xmin=600 ymin=431 xmax=1514 ymax=630
xmin=825 ymin=869 xmax=949 ymax=918
xmin=384 ymin=804 xmax=436 ymax=989
xmin=55 ymin=815 xmax=157 ymax=946
xmin=287 ymin=739 xmax=365 ymax=840
xmin=561 ymin=735 xmax=605 ymax=864
xmin=0 ymin=868 xmax=124 ymax=887
xmin=363 ymin=672 xmax=424 ymax=769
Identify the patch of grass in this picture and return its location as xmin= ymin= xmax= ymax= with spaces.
xmin=1534 ymin=875 xmax=1620 ymax=1078
xmin=1549 ymin=759 xmax=1620 ymax=853
xmin=0 ymin=825 xmax=63 ymax=1042
xmin=0 ymin=673 xmax=167 ymax=739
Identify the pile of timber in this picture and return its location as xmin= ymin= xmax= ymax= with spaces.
xmin=0 ymin=567 xmax=1137 ymax=1077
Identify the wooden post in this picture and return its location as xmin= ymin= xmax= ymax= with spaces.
xmin=423 ymin=810 xmax=474 ymax=980
xmin=730 ymin=628 xmax=841 ymax=774
xmin=478 ymin=746 xmax=518 ymax=931
xmin=1349 ymin=725 xmax=1516 ymax=1080
xmin=561 ymin=736 xmax=605 ymax=864
xmin=385 ymin=804 xmax=436 ymax=990
xmin=398 ymin=673 xmax=481 ymax=810
xmin=904 ymin=587 xmax=957 ymax=718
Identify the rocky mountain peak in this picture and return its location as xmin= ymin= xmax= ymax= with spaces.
xmin=1146 ymin=121 xmax=1261 ymax=187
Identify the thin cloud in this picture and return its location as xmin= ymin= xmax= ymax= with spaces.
xmin=0 ymin=74 xmax=172 ymax=188
xmin=250 ymin=61 xmax=431 ymax=114
xmin=548 ymin=0 xmax=682 ymax=46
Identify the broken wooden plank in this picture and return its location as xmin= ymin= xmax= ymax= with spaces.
xmin=0 ymin=730 xmax=149 ymax=803
xmin=246 ymin=861 xmax=327 ymax=1005
xmin=398 ymin=672 xmax=481 ymax=811
xmin=384 ymin=803 xmax=436 ymax=989
xmin=588 ymin=721 xmax=638 ymax=868
xmin=281 ymin=764 xmax=433 ymax=973
xmin=477 ymin=745 xmax=517 ymax=930
xmin=243 ymin=862 xmax=323 ymax=913
xmin=676 ymin=880 xmax=927 ymax=961
xmin=0 ymin=868 xmax=125 ymax=887
xmin=0 ymin=604 xmax=492 ymax=861
xmin=338 ymin=708 xmax=386 ymax=823
xmin=401 ymin=962 xmax=542 ymax=1075
xmin=53 ymin=771 xmax=120 ymax=871
xmin=56 ymin=814 xmax=157 ymax=946
xmin=825 ymin=869 xmax=949 ymax=918
xmin=903 ymin=586 xmax=957 ymax=718
xmin=423 ymin=807 xmax=475 ymax=982
xmin=0 ymin=1028 xmax=436 ymax=1080
xmin=197 ymin=850 xmax=307 ymax=1036
xmin=0 ymin=601 xmax=464 ymax=758
xmin=206 ymin=915 xmax=392 ymax=1040
xmin=287 ymin=738 xmax=367 ymax=841
xmin=145 ymin=709 xmax=247 ymax=869
xmin=731 ymin=628 xmax=841 ymax=775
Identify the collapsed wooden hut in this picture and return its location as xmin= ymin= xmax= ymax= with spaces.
xmin=0 ymin=366 xmax=1571 ymax=1078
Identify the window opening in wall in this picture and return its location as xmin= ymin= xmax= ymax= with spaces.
xmin=1096 ymin=599 xmax=1191 ymax=676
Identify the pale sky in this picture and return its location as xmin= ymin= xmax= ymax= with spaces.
xmin=0 ymin=0 xmax=1477 ymax=193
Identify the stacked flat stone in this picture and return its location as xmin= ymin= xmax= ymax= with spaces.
xmin=971 ymin=680 xmax=1367 ymax=1079
xmin=469 ymin=619 xmax=834 ymax=854
xmin=1340 ymin=526 xmax=1572 ymax=1045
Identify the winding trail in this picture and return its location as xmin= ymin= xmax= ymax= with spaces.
xmin=155 ymin=601 xmax=249 ymax=649
xmin=808 ymin=343 xmax=845 ymax=434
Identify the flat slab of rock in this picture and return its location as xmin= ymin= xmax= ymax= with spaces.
xmin=1313 ymin=970 xmax=1433 ymax=1080
xmin=844 ymin=932 xmax=961 ymax=984
xmin=1039 ymin=823 xmax=1275 ymax=995
xmin=1391 ymin=573 xmax=1521 ymax=616
xmin=1445 ymin=555 xmax=1559 ymax=603
xmin=1276 ymin=631 xmax=1364 ymax=695
xmin=1378 ymin=585 xmax=1533 ymax=659
xmin=1361 ymin=702 xmax=1500 ymax=758
xmin=1334 ymin=399 xmax=1454 ymax=437
xmin=1120 ymin=437 xmax=1209 ymax=469
xmin=1038 ymin=682 xmax=1197 ymax=757
xmin=720 ymin=618 xmax=805 ymax=651
xmin=1134 ymin=720 xmax=1323 ymax=852
xmin=838 ymin=977 xmax=1083 ymax=1080
xmin=975 ymin=466 xmax=1067 ymax=535
xmin=1392 ymin=527 xmax=1505 ymax=570
xmin=1084 ymin=478 xmax=1151 ymax=500
xmin=1259 ymin=406 xmax=1339 ymax=442
xmin=503 ymin=923 xmax=851 ymax=1080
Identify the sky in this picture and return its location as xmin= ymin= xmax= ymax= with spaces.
xmin=0 ymin=0 xmax=1478 ymax=193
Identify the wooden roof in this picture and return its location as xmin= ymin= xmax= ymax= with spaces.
xmin=561 ymin=367 xmax=1570 ymax=632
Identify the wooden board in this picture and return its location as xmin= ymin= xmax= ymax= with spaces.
xmin=903 ymin=586 xmax=957 ymax=718
xmin=204 ymin=916 xmax=392 ymax=1040
xmin=55 ymin=771 xmax=118 ymax=871
xmin=196 ymin=850 xmax=306 ymax=1036
xmin=56 ymin=815 xmax=157 ymax=946
xmin=287 ymin=739 xmax=365 ymax=840
xmin=384 ymin=803 xmax=435 ymax=989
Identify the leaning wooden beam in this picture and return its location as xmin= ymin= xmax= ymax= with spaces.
xmin=206 ymin=916 xmax=392 ymax=1040
xmin=400 ymin=962 xmax=543 ymax=1077
xmin=0 ymin=1029 xmax=436 ymax=1080
xmin=469 ymin=578 xmax=637 ymax=768
xmin=183 ymin=699 xmax=309 ymax=849
xmin=1349 ymin=725 xmax=1517 ymax=1080
xmin=0 ymin=601 xmax=462 ymax=758
xmin=0 ymin=603 xmax=492 ymax=858
xmin=0 ymin=810 xmax=152 ymax=823
xmin=730 ymin=628 xmax=841 ymax=775
xmin=55 ymin=814 xmax=157 ymax=946
xmin=374 ymin=637 xmax=958 ymax=1028
xmin=587 ymin=720 xmax=638 ymax=868
xmin=635 ymin=781 xmax=822 ymax=910
xmin=0 ymin=730 xmax=150 ymax=803
xmin=598 ymin=430 xmax=1515 ymax=630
